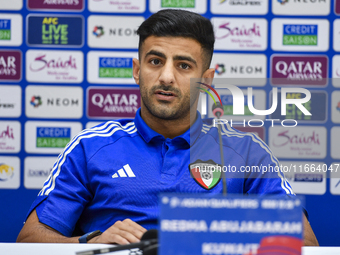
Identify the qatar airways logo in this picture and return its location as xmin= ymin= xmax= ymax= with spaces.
xmin=29 ymin=54 xmax=77 ymax=72
xmin=271 ymin=55 xmax=328 ymax=86
xmin=26 ymin=50 xmax=83 ymax=83
xmin=216 ymin=22 xmax=261 ymax=39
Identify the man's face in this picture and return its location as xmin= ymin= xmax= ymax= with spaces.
xmin=133 ymin=36 xmax=213 ymax=121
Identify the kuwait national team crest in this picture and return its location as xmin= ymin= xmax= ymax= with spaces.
xmin=189 ymin=159 xmax=221 ymax=190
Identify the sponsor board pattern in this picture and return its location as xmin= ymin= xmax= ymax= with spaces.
xmin=0 ymin=0 xmax=339 ymax=246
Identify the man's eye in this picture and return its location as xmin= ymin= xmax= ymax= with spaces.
xmin=151 ymin=59 xmax=161 ymax=65
xmin=180 ymin=63 xmax=190 ymax=70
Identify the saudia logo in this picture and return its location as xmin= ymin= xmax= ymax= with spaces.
xmin=0 ymin=164 xmax=14 ymax=181
xmin=29 ymin=54 xmax=77 ymax=72
xmin=273 ymin=130 xmax=320 ymax=147
xmin=216 ymin=22 xmax=261 ymax=39
xmin=283 ymin=24 xmax=318 ymax=46
xmin=0 ymin=19 xmax=11 ymax=40
xmin=42 ymin=17 xmax=68 ymax=45
xmin=0 ymin=126 xmax=14 ymax=140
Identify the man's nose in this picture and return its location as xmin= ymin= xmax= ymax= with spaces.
xmin=159 ymin=61 xmax=175 ymax=86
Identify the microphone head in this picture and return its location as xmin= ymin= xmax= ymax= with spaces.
xmin=141 ymin=229 xmax=159 ymax=255
xmin=212 ymin=102 xmax=224 ymax=118
xmin=141 ymin=229 xmax=158 ymax=241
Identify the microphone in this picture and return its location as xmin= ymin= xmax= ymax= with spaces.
xmin=76 ymin=229 xmax=158 ymax=255
xmin=212 ymin=102 xmax=227 ymax=196
xmin=212 ymin=102 xmax=224 ymax=118
xmin=141 ymin=229 xmax=158 ymax=255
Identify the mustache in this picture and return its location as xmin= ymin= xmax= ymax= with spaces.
xmin=150 ymin=85 xmax=181 ymax=96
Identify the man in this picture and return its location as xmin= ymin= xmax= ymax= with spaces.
xmin=17 ymin=9 xmax=318 ymax=246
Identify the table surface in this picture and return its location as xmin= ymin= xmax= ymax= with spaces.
xmin=1 ymin=243 xmax=340 ymax=255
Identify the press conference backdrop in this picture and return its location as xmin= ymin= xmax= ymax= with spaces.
xmin=0 ymin=0 xmax=339 ymax=245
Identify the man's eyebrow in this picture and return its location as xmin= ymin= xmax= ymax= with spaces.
xmin=145 ymin=50 xmax=166 ymax=59
xmin=145 ymin=50 xmax=197 ymax=67
xmin=173 ymin=55 xmax=197 ymax=67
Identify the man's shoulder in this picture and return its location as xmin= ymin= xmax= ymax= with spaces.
xmin=74 ymin=119 xmax=138 ymax=150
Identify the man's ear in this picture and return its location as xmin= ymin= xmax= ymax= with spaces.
xmin=132 ymin=58 xmax=140 ymax=85
xmin=201 ymin=68 xmax=215 ymax=87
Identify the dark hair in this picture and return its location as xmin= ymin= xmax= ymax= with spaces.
xmin=137 ymin=9 xmax=215 ymax=71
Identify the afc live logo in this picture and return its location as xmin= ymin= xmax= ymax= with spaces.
xmin=27 ymin=15 xmax=84 ymax=47
xmin=40 ymin=17 xmax=68 ymax=45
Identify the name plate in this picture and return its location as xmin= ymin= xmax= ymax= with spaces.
xmin=159 ymin=194 xmax=303 ymax=255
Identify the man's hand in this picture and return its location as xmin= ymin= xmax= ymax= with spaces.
xmin=17 ymin=209 xmax=147 ymax=244
xmin=88 ymin=219 xmax=147 ymax=245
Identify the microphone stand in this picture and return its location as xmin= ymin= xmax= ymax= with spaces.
xmin=216 ymin=113 xmax=227 ymax=196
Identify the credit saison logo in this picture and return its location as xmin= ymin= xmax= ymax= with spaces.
xmin=36 ymin=127 xmax=71 ymax=148
xmin=27 ymin=15 xmax=83 ymax=47
xmin=283 ymin=24 xmax=318 ymax=46
xmin=161 ymin=0 xmax=195 ymax=8
xmin=277 ymin=0 xmax=288 ymax=4
xmin=0 ymin=19 xmax=11 ymax=40
xmin=198 ymin=82 xmax=311 ymax=128
xmin=99 ymin=57 xmax=133 ymax=78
